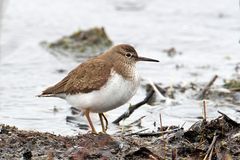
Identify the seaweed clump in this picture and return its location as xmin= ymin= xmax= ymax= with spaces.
xmin=224 ymin=79 xmax=240 ymax=91
xmin=41 ymin=27 xmax=113 ymax=61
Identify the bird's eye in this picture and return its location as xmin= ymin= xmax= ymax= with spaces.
xmin=125 ymin=53 xmax=132 ymax=58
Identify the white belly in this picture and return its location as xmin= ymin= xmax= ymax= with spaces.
xmin=65 ymin=71 xmax=140 ymax=113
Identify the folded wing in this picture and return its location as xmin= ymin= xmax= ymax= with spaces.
xmin=40 ymin=58 xmax=112 ymax=97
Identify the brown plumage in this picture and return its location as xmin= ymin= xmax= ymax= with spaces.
xmin=39 ymin=44 xmax=159 ymax=133
xmin=40 ymin=44 xmax=139 ymax=96
xmin=41 ymin=58 xmax=112 ymax=95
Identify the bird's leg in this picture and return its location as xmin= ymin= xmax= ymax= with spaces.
xmin=99 ymin=113 xmax=106 ymax=133
xmin=85 ymin=109 xmax=97 ymax=134
xmin=101 ymin=113 xmax=108 ymax=131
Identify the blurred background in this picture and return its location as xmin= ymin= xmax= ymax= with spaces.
xmin=0 ymin=0 xmax=239 ymax=135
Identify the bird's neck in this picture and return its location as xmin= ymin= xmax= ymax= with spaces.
xmin=113 ymin=61 xmax=136 ymax=80
xmin=98 ymin=51 xmax=136 ymax=80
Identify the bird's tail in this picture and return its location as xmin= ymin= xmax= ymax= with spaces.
xmin=37 ymin=94 xmax=54 ymax=97
xmin=37 ymin=93 xmax=66 ymax=99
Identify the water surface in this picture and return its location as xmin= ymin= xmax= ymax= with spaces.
xmin=0 ymin=0 xmax=239 ymax=135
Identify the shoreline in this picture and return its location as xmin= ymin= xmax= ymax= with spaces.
xmin=1 ymin=112 xmax=239 ymax=160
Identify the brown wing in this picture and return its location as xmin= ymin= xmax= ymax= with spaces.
xmin=41 ymin=58 xmax=112 ymax=96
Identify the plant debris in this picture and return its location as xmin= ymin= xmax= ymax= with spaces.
xmin=40 ymin=27 xmax=113 ymax=61
xmin=0 ymin=112 xmax=239 ymax=159
xmin=113 ymin=88 xmax=154 ymax=125
xmin=140 ymin=75 xmax=240 ymax=107
xmin=224 ymin=79 xmax=240 ymax=91
xmin=197 ymin=75 xmax=218 ymax=100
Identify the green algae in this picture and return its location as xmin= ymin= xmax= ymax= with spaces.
xmin=41 ymin=27 xmax=113 ymax=61
xmin=224 ymin=79 xmax=240 ymax=90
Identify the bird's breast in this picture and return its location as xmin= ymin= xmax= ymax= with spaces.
xmin=66 ymin=69 xmax=140 ymax=113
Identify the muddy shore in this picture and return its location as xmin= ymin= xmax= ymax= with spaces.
xmin=1 ymin=112 xmax=239 ymax=160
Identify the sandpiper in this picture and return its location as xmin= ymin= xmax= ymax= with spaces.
xmin=39 ymin=44 xmax=159 ymax=133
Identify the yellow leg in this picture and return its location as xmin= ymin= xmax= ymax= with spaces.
xmin=99 ymin=113 xmax=106 ymax=133
xmin=101 ymin=113 xmax=108 ymax=131
xmin=99 ymin=113 xmax=108 ymax=132
xmin=85 ymin=110 xmax=97 ymax=133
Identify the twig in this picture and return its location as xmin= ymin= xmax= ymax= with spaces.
xmin=203 ymin=100 xmax=207 ymax=121
xmin=208 ymin=145 xmax=214 ymax=160
xmin=148 ymin=79 xmax=178 ymax=105
xmin=120 ymin=116 xmax=146 ymax=135
xmin=203 ymin=133 xmax=218 ymax=160
xmin=148 ymin=80 xmax=166 ymax=100
xmin=113 ymin=89 xmax=154 ymax=124
xmin=124 ymin=128 xmax=149 ymax=136
xmin=159 ymin=113 xmax=163 ymax=131
xmin=128 ymin=128 xmax=182 ymax=137
xmin=180 ymin=122 xmax=186 ymax=128
xmin=197 ymin=75 xmax=218 ymax=100
xmin=128 ymin=116 xmax=146 ymax=126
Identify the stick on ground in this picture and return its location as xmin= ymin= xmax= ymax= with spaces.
xmin=128 ymin=128 xmax=182 ymax=137
xmin=197 ymin=75 xmax=218 ymax=100
xmin=203 ymin=100 xmax=207 ymax=121
xmin=113 ymin=89 xmax=154 ymax=124
xmin=159 ymin=113 xmax=163 ymax=131
xmin=203 ymin=133 xmax=218 ymax=160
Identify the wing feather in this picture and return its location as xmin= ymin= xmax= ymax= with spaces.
xmin=40 ymin=58 xmax=112 ymax=96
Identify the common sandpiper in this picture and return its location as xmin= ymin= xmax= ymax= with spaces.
xmin=39 ymin=44 xmax=159 ymax=133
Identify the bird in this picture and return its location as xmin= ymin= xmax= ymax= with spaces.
xmin=39 ymin=44 xmax=159 ymax=133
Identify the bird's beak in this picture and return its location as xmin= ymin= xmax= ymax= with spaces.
xmin=137 ymin=56 xmax=159 ymax=62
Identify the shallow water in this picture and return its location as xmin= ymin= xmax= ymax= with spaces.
xmin=0 ymin=0 xmax=240 ymax=135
